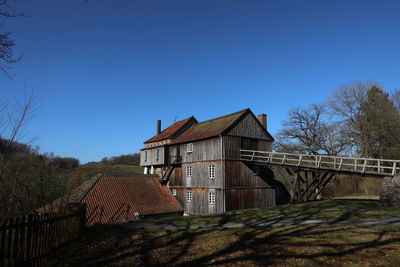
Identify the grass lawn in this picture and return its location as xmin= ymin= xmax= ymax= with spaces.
xmin=53 ymin=200 xmax=400 ymax=266
xmin=334 ymin=194 xmax=380 ymax=200
xmin=142 ymin=199 xmax=400 ymax=227
xmin=101 ymin=164 xmax=144 ymax=175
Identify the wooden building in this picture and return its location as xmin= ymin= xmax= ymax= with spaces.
xmin=140 ymin=108 xmax=289 ymax=215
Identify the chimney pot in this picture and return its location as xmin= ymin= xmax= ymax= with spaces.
xmin=257 ymin=114 xmax=267 ymax=130
xmin=157 ymin=120 xmax=161 ymax=135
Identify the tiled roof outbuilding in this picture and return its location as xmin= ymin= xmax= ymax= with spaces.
xmin=69 ymin=175 xmax=183 ymax=226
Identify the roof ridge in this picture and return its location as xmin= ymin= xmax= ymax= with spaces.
xmin=75 ymin=173 xmax=103 ymax=203
xmin=144 ymin=116 xmax=195 ymax=144
xmin=170 ymin=116 xmax=193 ymax=125
xmin=195 ymin=108 xmax=249 ymax=125
xmin=171 ymin=108 xmax=251 ymax=144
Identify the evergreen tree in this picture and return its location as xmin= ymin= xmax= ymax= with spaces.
xmin=358 ymin=86 xmax=400 ymax=159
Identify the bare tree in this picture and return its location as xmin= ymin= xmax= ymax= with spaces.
xmin=391 ymin=89 xmax=400 ymax=112
xmin=327 ymin=81 xmax=380 ymax=155
xmin=0 ymin=90 xmax=37 ymax=222
xmin=0 ymin=0 xmax=25 ymax=77
xmin=274 ymin=104 xmax=350 ymax=155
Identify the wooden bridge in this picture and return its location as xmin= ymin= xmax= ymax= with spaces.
xmin=240 ymin=149 xmax=400 ymax=203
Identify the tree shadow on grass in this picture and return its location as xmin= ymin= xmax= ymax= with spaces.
xmin=52 ymin=202 xmax=400 ymax=266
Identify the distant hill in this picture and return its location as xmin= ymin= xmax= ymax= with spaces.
xmin=100 ymin=153 xmax=140 ymax=165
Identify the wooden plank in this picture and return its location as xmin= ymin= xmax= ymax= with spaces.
xmin=19 ymin=216 xmax=26 ymax=264
xmin=313 ymin=173 xmax=335 ymax=200
xmin=290 ymin=171 xmax=299 ymax=203
xmin=31 ymin=215 xmax=37 ymax=264
xmin=0 ymin=206 xmax=86 ymax=267
xmin=43 ymin=213 xmax=50 ymax=265
xmin=26 ymin=214 xmax=33 ymax=265
xmin=36 ymin=214 xmax=43 ymax=265
xmin=0 ymin=219 xmax=5 ymax=267
xmin=6 ymin=218 xmax=13 ymax=266
xmin=13 ymin=217 xmax=20 ymax=265
xmin=240 ymin=150 xmax=400 ymax=177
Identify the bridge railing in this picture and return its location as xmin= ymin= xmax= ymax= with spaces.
xmin=240 ymin=149 xmax=400 ymax=176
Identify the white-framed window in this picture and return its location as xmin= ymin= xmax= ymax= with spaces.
xmin=145 ymin=151 xmax=147 ymax=162
xmin=209 ymin=192 xmax=215 ymax=205
xmin=187 ymin=143 xmax=193 ymax=153
xmin=208 ymin=164 xmax=215 ymax=179
xmin=186 ymin=165 xmax=192 ymax=177
xmin=172 ymin=189 xmax=177 ymax=196
xmin=156 ymin=149 xmax=160 ymax=160
xmin=186 ymin=191 xmax=192 ymax=202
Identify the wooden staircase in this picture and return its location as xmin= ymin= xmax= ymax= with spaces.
xmin=160 ymin=156 xmax=181 ymax=185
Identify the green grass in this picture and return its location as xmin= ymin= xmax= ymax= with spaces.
xmin=142 ymin=199 xmax=400 ymax=227
xmin=100 ymin=164 xmax=144 ymax=175
xmin=334 ymin=194 xmax=380 ymax=200
xmin=54 ymin=223 xmax=400 ymax=266
xmin=52 ymin=200 xmax=400 ymax=266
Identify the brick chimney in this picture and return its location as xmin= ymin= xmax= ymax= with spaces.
xmin=157 ymin=120 xmax=161 ymax=135
xmin=257 ymin=114 xmax=267 ymax=130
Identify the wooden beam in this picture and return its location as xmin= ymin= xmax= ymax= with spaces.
xmin=307 ymin=173 xmax=335 ymax=201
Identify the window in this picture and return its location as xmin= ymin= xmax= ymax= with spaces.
xmin=187 ymin=143 xmax=193 ymax=153
xmin=172 ymin=189 xmax=176 ymax=196
xmin=209 ymin=192 xmax=215 ymax=205
xmin=186 ymin=165 xmax=192 ymax=177
xmin=145 ymin=151 xmax=147 ymax=162
xmin=186 ymin=191 xmax=192 ymax=202
xmin=156 ymin=149 xmax=160 ymax=160
xmin=208 ymin=164 xmax=215 ymax=179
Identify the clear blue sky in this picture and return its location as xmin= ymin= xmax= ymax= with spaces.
xmin=2 ymin=0 xmax=400 ymax=163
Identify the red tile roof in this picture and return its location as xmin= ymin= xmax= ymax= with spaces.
xmin=80 ymin=175 xmax=183 ymax=225
xmin=144 ymin=117 xmax=196 ymax=144
xmin=172 ymin=109 xmax=249 ymax=144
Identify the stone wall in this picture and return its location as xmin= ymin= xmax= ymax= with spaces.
xmin=379 ymin=176 xmax=400 ymax=206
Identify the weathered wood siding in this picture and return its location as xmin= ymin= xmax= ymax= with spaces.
xmin=170 ymin=188 xmax=222 ymax=215
xmin=226 ymin=113 xmax=272 ymax=140
xmin=169 ymin=167 xmax=183 ymax=186
xmin=223 ymin=136 xmax=241 ymax=160
xmin=223 ymin=160 xmax=277 ymax=211
xmin=225 ymin=188 xmax=275 ymax=211
xmin=175 ymin=162 xmax=223 ymax=188
xmin=140 ymin=146 xmax=165 ymax=166
xmin=224 ymin=161 xmax=271 ymax=188
xmin=178 ymin=139 xmax=222 ymax=162
xmin=223 ymin=136 xmax=272 ymax=160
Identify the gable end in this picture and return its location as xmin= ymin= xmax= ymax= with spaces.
xmin=224 ymin=112 xmax=274 ymax=140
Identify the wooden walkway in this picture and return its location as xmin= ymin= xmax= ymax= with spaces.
xmin=240 ymin=149 xmax=400 ymax=177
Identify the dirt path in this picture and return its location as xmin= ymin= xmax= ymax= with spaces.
xmin=113 ymin=217 xmax=400 ymax=230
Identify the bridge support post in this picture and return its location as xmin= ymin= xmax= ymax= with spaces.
xmin=380 ymin=176 xmax=400 ymax=206
xmin=289 ymin=169 xmax=335 ymax=203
